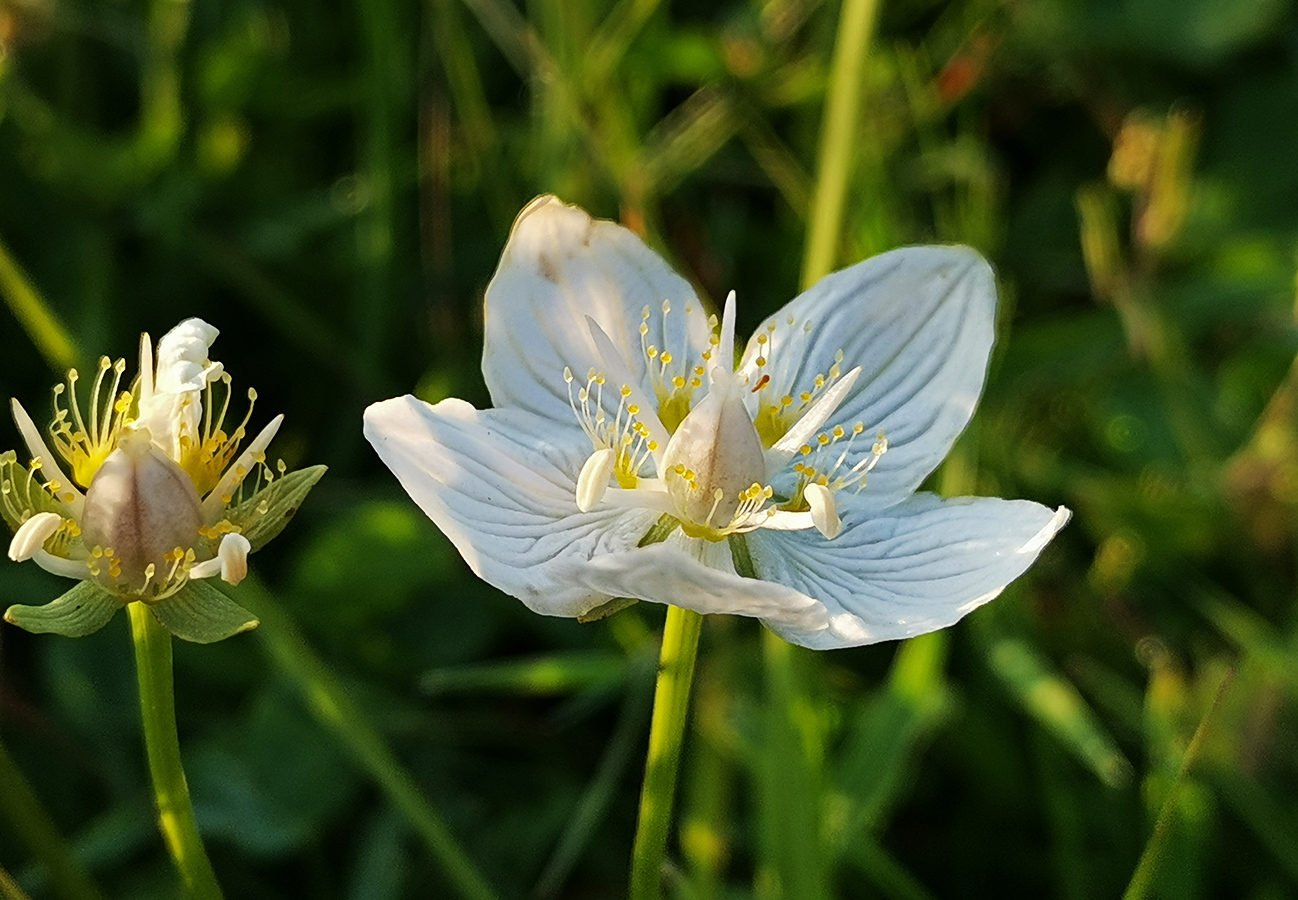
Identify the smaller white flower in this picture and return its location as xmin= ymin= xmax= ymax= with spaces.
xmin=365 ymin=197 xmax=1069 ymax=649
xmin=2 ymin=319 xmax=323 ymax=640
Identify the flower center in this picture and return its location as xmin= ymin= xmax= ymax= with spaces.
xmin=660 ymin=369 xmax=772 ymax=541
xmin=174 ymin=376 xmax=258 ymax=497
xmin=79 ymin=427 xmax=205 ymax=601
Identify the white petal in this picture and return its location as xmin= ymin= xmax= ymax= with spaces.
xmin=137 ymin=319 xmax=223 ymax=459
xmin=740 ymin=246 xmax=996 ymax=511
xmin=138 ymin=332 xmax=155 ymax=404
xmin=483 ymin=195 xmax=710 ymax=421
xmin=745 ymin=493 xmax=1069 ymax=649
xmin=10 ymin=399 xmax=84 ymax=514
xmin=363 ymin=395 xmax=660 ymax=618
xmin=577 ymin=531 xmax=829 ymax=631
xmin=153 ymin=318 xmax=221 ymax=394
xmin=8 ymin=512 xmax=63 ymax=562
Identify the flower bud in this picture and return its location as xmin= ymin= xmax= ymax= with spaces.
xmin=79 ymin=427 xmax=203 ymax=598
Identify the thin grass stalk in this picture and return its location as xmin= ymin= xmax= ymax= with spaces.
xmin=801 ymin=0 xmax=882 ymax=289
xmin=0 ymin=862 xmax=35 ymax=900
xmin=232 ymin=576 xmax=501 ymax=900
xmin=1122 ymin=667 xmax=1236 ymax=900
xmin=0 ymin=736 xmax=106 ymax=900
xmin=0 ymin=235 xmax=78 ymax=370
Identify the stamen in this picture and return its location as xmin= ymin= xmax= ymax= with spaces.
xmin=782 ymin=421 xmax=887 ymax=516
xmin=46 ymin=358 xmax=134 ymax=488
xmin=636 ymin=296 xmax=722 ymax=433
xmin=748 ymin=313 xmax=850 ymax=447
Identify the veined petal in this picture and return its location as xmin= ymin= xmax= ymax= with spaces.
xmin=577 ymin=532 xmax=829 ymax=631
xmin=363 ymin=395 xmax=660 ymax=618
xmin=740 ymin=246 xmax=996 ymax=510
xmin=483 ymin=195 xmax=711 ymax=421
xmin=745 ymin=493 xmax=1069 ymax=649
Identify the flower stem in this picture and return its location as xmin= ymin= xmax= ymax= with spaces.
xmin=628 ymin=605 xmax=704 ymax=900
xmin=128 ymin=602 xmax=224 ymax=900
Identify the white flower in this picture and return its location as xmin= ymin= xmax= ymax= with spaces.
xmin=3 ymin=319 xmax=286 ymax=604
xmin=364 ymin=196 xmax=1069 ymax=649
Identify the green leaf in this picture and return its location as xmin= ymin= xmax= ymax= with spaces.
xmin=227 ymin=464 xmax=327 ymax=552
xmin=150 ymin=580 xmax=259 ymax=644
xmin=987 ymin=636 xmax=1134 ymax=788
xmin=830 ymin=631 xmax=954 ymax=848
xmin=4 ymin=581 xmax=121 ymax=637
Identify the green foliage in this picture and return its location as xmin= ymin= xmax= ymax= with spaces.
xmin=2 ymin=0 xmax=1298 ymax=898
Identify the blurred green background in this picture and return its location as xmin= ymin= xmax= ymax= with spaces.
xmin=3 ymin=0 xmax=1298 ymax=897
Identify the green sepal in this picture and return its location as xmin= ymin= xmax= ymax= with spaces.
xmin=4 ymin=581 xmax=123 ymax=637
xmin=150 ymin=580 xmax=259 ymax=644
xmin=578 ymin=596 xmax=639 ymax=623
xmin=227 ymin=465 xmax=327 ymax=552
xmin=638 ymin=513 xmax=680 ymax=547
xmin=727 ymin=532 xmax=758 ymax=579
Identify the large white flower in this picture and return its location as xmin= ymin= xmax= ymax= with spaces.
xmin=2 ymin=319 xmax=325 ymax=641
xmin=364 ymin=196 xmax=1068 ymax=649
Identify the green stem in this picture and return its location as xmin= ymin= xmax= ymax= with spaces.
xmin=628 ymin=605 xmax=704 ymax=900
xmin=128 ymin=602 xmax=223 ymax=900
xmin=801 ymin=0 xmax=882 ymax=289
xmin=0 ymin=736 xmax=105 ymax=900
